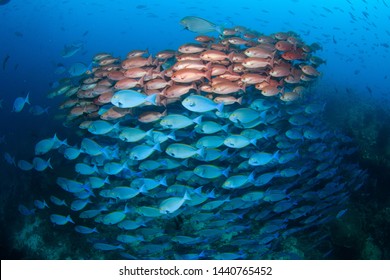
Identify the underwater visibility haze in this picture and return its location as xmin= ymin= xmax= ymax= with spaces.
xmin=1 ymin=0 xmax=390 ymax=260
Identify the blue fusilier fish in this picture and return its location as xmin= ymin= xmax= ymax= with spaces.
xmin=130 ymin=176 xmax=167 ymax=191
xmin=129 ymin=143 xmax=161 ymax=161
xmin=336 ymin=209 xmax=348 ymax=219
xmin=79 ymin=208 xmax=107 ymax=219
xmin=87 ymin=176 xmax=110 ymax=189
xmin=93 ymin=242 xmax=124 ymax=251
xmin=32 ymin=157 xmax=53 ymax=171
xmin=117 ymin=219 xmax=145 ymax=230
xmin=29 ymin=105 xmax=49 ymax=116
xmin=34 ymin=134 xmax=68 ymax=155
xmin=165 ymin=143 xmax=204 ymax=159
xmin=159 ymin=191 xmax=191 ymax=214
xmin=17 ymin=160 xmax=33 ymax=171
xmin=182 ymin=95 xmax=224 ymax=113
xmin=18 ymin=204 xmax=36 ymax=216
xmin=180 ymin=16 xmax=221 ymax=34
xmin=33 ymin=199 xmax=49 ymax=209
xmin=75 ymin=163 xmax=99 ymax=175
xmin=4 ymin=152 xmax=16 ymax=166
xmin=107 ymin=186 xmax=141 ymax=200
xmin=160 ymin=114 xmax=202 ymax=130
xmin=70 ymin=199 xmax=91 ymax=211
xmin=111 ymin=90 xmax=157 ymax=108
xmin=116 ymin=234 xmax=144 ymax=244
xmin=74 ymin=225 xmax=98 ymax=234
xmin=248 ymin=150 xmax=280 ymax=166
xmin=50 ymin=195 xmax=68 ymax=207
xmin=229 ymin=108 xmax=262 ymax=124
xmin=87 ymin=120 xmax=120 ymax=135
xmin=50 ymin=214 xmax=74 ymax=225
xmin=63 ymin=146 xmax=82 ymax=160
xmin=12 ymin=92 xmax=30 ymax=112
xmin=102 ymin=204 xmax=131 ymax=225
xmin=61 ymin=42 xmax=83 ymax=58
xmin=68 ymin=62 xmax=91 ymax=77
xmin=103 ymin=161 xmax=128 ymax=175
xmin=119 ymin=127 xmax=151 ymax=143
xmin=35 ymin=138 xmax=54 ymax=156
xmin=80 ymin=138 xmax=104 ymax=156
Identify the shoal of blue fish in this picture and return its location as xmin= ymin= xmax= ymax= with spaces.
xmin=16 ymin=17 xmax=367 ymax=260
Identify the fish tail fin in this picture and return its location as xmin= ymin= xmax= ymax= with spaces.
xmin=61 ymin=138 xmax=69 ymax=147
xmin=248 ymin=171 xmax=256 ymax=183
xmin=193 ymin=115 xmax=202 ymax=125
xmin=191 ymin=82 xmax=200 ymax=94
xmin=160 ymin=97 xmax=168 ymax=107
xmin=181 ymin=159 xmax=189 ymax=167
xmin=183 ymin=191 xmax=192 ymax=201
xmin=160 ymin=176 xmax=168 ymax=187
xmin=215 ymin=25 xmax=224 ymax=35
xmin=249 ymin=138 xmax=257 ymax=147
xmin=147 ymin=55 xmax=153 ymax=66
xmin=227 ymin=64 xmax=234 ymax=74
xmin=124 ymin=203 xmax=131 ymax=214
xmin=240 ymin=83 xmax=246 ymax=93
xmin=269 ymin=57 xmax=274 ymax=68
xmin=25 ymin=92 xmax=30 ymax=105
xmin=47 ymin=158 xmax=53 ymax=169
xmin=221 ymin=124 xmax=229 ymax=133
xmin=222 ymin=166 xmax=231 ymax=178
xmin=139 ymin=184 xmax=148 ymax=194
xmin=152 ymin=142 xmax=161 ymax=152
xmin=113 ymin=122 xmax=121 ymax=131
xmin=204 ymin=68 xmax=212 ymax=81
xmin=138 ymin=75 xmax=145 ymax=87
xmin=145 ymin=128 xmax=154 ymax=138
xmin=67 ymin=215 xmax=75 ymax=224
xmin=227 ymin=52 xmax=235 ymax=63
xmin=216 ymin=102 xmax=224 ymax=112
xmin=274 ymin=150 xmax=280 ymax=161
xmin=145 ymin=93 xmax=157 ymax=105
xmin=208 ymin=189 xmax=216 ymax=199
xmin=168 ymin=130 xmax=177 ymax=141
xmin=197 ymin=147 xmax=205 ymax=157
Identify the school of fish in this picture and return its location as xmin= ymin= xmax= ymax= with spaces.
xmin=17 ymin=18 xmax=367 ymax=259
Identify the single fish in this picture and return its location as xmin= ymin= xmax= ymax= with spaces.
xmin=75 ymin=225 xmax=98 ymax=234
xmin=180 ymin=16 xmax=220 ymax=34
xmin=12 ymin=92 xmax=30 ymax=112
xmin=34 ymin=199 xmax=49 ymax=209
xmin=17 ymin=160 xmax=33 ymax=171
xmin=111 ymin=90 xmax=157 ymax=108
xmin=159 ymin=191 xmax=191 ymax=214
xmin=50 ymin=214 xmax=74 ymax=225
xmin=32 ymin=157 xmax=53 ymax=171
xmin=18 ymin=204 xmax=36 ymax=216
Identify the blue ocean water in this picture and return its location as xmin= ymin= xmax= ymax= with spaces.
xmin=0 ymin=0 xmax=389 ymax=260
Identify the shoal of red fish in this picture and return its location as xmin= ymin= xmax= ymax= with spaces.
xmin=54 ymin=26 xmax=324 ymax=124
